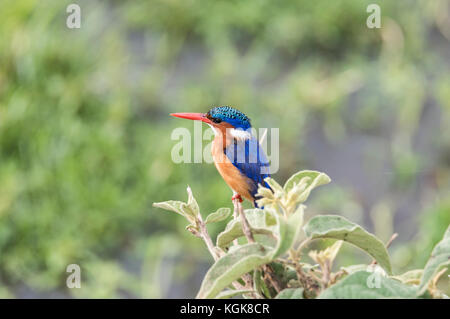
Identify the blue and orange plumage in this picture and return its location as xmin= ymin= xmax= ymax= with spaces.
xmin=171 ymin=106 xmax=271 ymax=207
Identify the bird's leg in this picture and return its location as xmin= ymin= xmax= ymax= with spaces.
xmin=231 ymin=191 xmax=242 ymax=221
xmin=231 ymin=193 xmax=243 ymax=203
xmin=232 ymin=192 xmax=255 ymax=244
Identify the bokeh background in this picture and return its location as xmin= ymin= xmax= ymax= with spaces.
xmin=0 ymin=0 xmax=449 ymax=298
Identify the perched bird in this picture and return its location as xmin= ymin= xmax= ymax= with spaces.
xmin=171 ymin=106 xmax=271 ymax=207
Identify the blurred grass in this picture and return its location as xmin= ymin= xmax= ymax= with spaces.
xmin=0 ymin=0 xmax=449 ymax=297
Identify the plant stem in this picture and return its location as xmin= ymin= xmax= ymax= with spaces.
xmin=233 ymin=197 xmax=284 ymax=294
xmin=322 ymin=259 xmax=331 ymax=288
xmin=288 ymin=248 xmax=321 ymax=296
xmin=197 ymin=214 xmax=221 ymax=261
xmin=231 ymin=198 xmax=256 ymax=292
xmin=233 ymin=198 xmax=255 ymax=243
xmin=370 ymin=232 xmax=398 ymax=266
xmin=198 ymin=211 xmax=252 ymax=292
xmin=262 ymin=264 xmax=282 ymax=293
xmin=385 ymin=233 xmax=399 ymax=249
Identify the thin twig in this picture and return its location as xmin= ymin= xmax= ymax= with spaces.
xmin=233 ymin=196 xmax=284 ymax=294
xmin=321 ymin=260 xmax=331 ymax=288
xmin=262 ymin=265 xmax=282 ymax=293
xmin=385 ymin=233 xmax=399 ymax=249
xmin=330 ymin=269 xmax=346 ymax=285
xmin=198 ymin=209 xmax=253 ymax=292
xmin=232 ymin=199 xmax=240 ymax=246
xmin=232 ymin=198 xmax=256 ymax=291
xmin=234 ymin=199 xmax=255 ymax=243
xmin=371 ymin=233 xmax=398 ymax=266
xmin=197 ymin=214 xmax=222 ymax=261
xmin=289 ymin=249 xmax=309 ymax=285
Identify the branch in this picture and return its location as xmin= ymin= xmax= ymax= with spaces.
xmin=385 ymin=233 xmax=399 ymax=249
xmin=233 ymin=198 xmax=255 ymax=243
xmin=230 ymin=197 xmax=257 ymax=292
xmin=370 ymin=233 xmax=398 ymax=266
xmin=232 ymin=196 xmax=284 ymax=295
xmin=196 ymin=209 xmax=254 ymax=292
xmin=237 ymin=198 xmax=285 ymax=294
xmin=197 ymin=214 xmax=222 ymax=261
xmin=262 ymin=264 xmax=282 ymax=294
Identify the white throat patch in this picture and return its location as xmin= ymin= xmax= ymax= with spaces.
xmin=207 ymin=124 xmax=252 ymax=140
xmin=229 ymin=128 xmax=252 ymax=140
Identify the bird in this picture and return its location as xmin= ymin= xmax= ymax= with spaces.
xmin=170 ymin=106 xmax=271 ymax=207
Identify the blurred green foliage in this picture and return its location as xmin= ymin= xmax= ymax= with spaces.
xmin=0 ymin=0 xmax=449 ymax=297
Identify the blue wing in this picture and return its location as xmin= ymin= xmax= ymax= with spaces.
xmin=225 ymin=137 xmax=271 ymax=205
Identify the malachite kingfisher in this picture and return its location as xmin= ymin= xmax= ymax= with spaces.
xmin=171 ymin=106 xmax=271 ymax=207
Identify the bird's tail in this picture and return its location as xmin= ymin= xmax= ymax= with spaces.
xmin=252 ymin=181 xmax=272 ymax=208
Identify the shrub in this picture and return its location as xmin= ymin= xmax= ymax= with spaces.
xmin=154 ymin=170 xmax=449 ymax=299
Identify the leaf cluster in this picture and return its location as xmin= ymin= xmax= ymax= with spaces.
xmin=154 ymin=171 xmax=450 ymax=299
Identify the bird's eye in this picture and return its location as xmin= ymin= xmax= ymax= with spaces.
xmin=212 ymin=118 xmax=222 ymax=123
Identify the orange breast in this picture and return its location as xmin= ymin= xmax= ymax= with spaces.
xmin=211 ymin=136 xmax=254 ymax=202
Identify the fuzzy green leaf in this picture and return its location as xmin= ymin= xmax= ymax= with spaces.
xmin=270 ymin=205 xmax=304 ymax=259
xmin=392 ymin=269 xmax=423 ymax=285
xmin=216 ymin=220 xmax=274 ymax=249
xmin=418 ymin=226 xmax=450 ymax=295
xmin=319 ymin=271 xmax=417 ymax=299
xmin=275 ymin=288 xmax=304 ymax=299
xmin=153 ymin=186 xmax=200 ymax=223
xmin=283 ymin=170 xmax=331 ymax=198
xmin=205 ymin=208 xmax=231 ymax=224
xmin=216 ymin=210 xmax=275 ymax=249
xmin=184 ymin=186 xmax=200 ymax=217
xmin=304 ymin=215 xmax=392 ymax=274
xmin=153 ymin=200 xmax=196 ymax=223
xmin=253 ymin=269 xmax=271 ymax=298
xmin=196 ymin=243 xmax=272 ymax=299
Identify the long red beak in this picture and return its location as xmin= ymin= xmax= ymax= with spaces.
xmin=170 ymin=112 xmax=212 ymax=124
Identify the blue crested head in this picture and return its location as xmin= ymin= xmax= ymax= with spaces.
xmin=206 ymin=106 xmax=251 ymax=130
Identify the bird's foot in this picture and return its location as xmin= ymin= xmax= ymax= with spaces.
xmin=231 ymin=194 xmax=243 ymax=203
